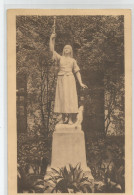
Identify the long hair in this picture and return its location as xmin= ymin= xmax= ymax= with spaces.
xmin=62 ymin=45 xmax=73 ymax=58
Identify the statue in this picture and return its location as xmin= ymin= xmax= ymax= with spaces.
xmin=50 ymin=33 xmax=87 ymax=125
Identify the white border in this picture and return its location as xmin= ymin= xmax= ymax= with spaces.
xmin=0 ymin=1 xmax=5 ymax=195
xmin=0 ymin=1 xmax=133 ymax=195
xmin=4 ymin=0 xmax=134 ymax=5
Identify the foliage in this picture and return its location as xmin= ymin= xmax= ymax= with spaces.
xmin=105 ymin=74 xmax=124 ymax=135
xmin=95 ymin=180 xmax=122 ymax=193
xmin=17 ymin=131 xmax=51 ymax=175
xmin=17 ymin=16 xmax=59 ymax=134
xmin=46 ymin=164 xmax=92 ymax=193
xmin=17 ymin=131 xmax=51 ymax=193
xmin=86 ymin=136 xmax=125 ymax=192
xmin=17 ymin=164 xmax=48 ymax=193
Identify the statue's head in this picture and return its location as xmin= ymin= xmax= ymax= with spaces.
xmin=62 ymin=45 xmax=73 ymax=57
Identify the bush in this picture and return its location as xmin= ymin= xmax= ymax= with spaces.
xmin=46 ymin=164 xmax=92 ymax=193
xmin=17 ymin=164 xmax=48 ymax=193
xmin=86 ymin=136 xmax=125 ymax=193
xmin=17 ymin=131 xmax=51 ymax=174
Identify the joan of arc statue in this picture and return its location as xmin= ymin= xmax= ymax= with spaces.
xmin=50 ymin=33 xmax=87 ymax=125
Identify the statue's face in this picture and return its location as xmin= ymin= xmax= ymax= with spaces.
xmin=64 ymin=45 xmax=71 ymax=55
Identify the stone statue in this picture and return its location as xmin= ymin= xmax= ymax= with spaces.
xmin=50 ymin=33 xmax=87 ymax=125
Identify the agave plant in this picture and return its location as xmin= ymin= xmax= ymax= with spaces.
xmin=46 ymin=164 xmax=92 ymax=193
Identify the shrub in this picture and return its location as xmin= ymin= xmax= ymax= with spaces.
xmin=17 ymin=164 xmax=48 ymax=193
xmin=46 ymin=164 xmax=92 ymax=193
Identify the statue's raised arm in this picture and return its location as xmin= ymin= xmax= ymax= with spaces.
xmin=49 ymin=33 xmax=61 ymax=62
xmin=49 ymin=33 xmax=56 ymax=54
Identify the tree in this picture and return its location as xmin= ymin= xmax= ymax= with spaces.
xmin=104 ymin=75 xmax=124 ymax=135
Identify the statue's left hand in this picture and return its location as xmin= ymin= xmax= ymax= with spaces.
xmin=81 ymin=83 xmax=88 ymax=89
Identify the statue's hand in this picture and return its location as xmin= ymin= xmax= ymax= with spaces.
xmin=51 ymin=33 xmax=56 ymax=39
xmin=80 ymin=83 xmax=88 ymax=89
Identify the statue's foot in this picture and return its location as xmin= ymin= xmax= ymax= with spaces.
xmin=64 ymin=118 xmax=69 ymax=124
xmin=68 ymin=120 xmax=74 ymax=125
xmin=58 ymin=119 xmax=64 ymax=124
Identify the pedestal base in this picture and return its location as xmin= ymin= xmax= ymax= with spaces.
xmin=51 ymin=124 xmax=87 ymax=169
xmin=44 ymin=124 xmax=94 ymax=192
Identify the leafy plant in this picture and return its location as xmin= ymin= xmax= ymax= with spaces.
xmin=95 ymin=179 xmax=122 ymax=193
xmin=17 ymin=164 xmax=48 ymax=193
xmin=17 ymin=132 xmax=51 ymax=174
xmin=86 ymin=136 xmax=125 ymax=193
xmin=46 ymin=164 xmax=92 ymax=193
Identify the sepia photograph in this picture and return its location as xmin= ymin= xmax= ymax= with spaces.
xmin=8 ymin=9 xmax=132 ymax=194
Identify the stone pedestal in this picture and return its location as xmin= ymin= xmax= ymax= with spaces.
xmin=51 ymin=124 xmax=88 ymax=170
xmin=45 ymin=124 xmax=94 ymax=192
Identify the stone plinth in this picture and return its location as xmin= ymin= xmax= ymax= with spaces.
xmin=51 ymin=124 xmax=88 ymax=170
xmin=45 ymin=124 xmax=94 ymax=192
